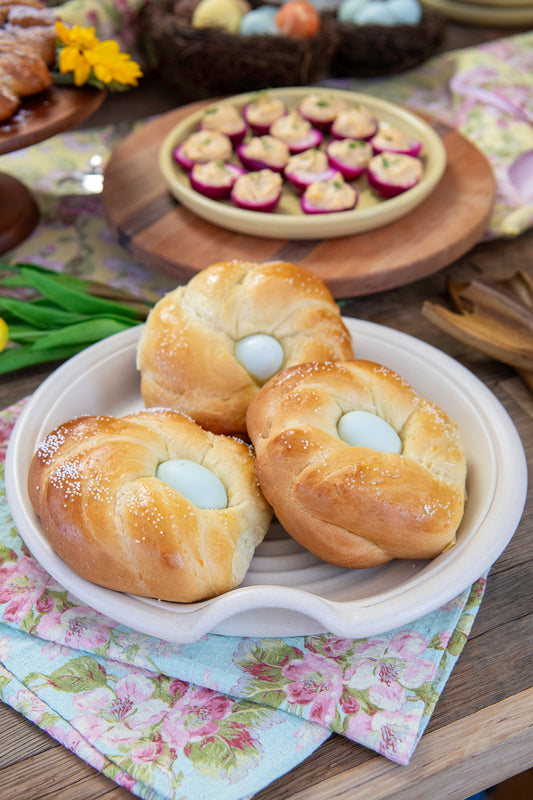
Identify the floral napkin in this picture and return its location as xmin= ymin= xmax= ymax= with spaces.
xmin=1 ymin=400 xmax=485 ymax=800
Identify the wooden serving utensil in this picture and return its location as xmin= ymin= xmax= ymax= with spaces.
xmin=422 ymin=270 xmax=533 ymax=391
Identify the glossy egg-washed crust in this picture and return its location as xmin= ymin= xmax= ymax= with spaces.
xmin=246 ymin=359 xmax=467 ymax=568
xmin=137 ymin=259 xmax=354 ymax=437
xmin=27 ymin=409 xmax=272 ymax=602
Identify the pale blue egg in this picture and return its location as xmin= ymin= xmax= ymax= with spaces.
xmin=337 ymin=410 xmax=402 ymax=453
xmin=240 ymin=6 xmax=279 ymax=36
xmin=387 ymin=0 xmax=422 ymax=25
xmin=354 ymin=1 xmax=396 ymax=25
xmin=156 ymin=459 xmax=228 ymax=509
xmin=337 ymin=0 xmax=368 ymax=24
xmin=235 ymin=334 xmax=284 ymax=382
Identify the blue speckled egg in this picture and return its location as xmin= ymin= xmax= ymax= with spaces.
xmin=354 ymin=1 xmax=396 ymax=25
xmin=387 ymin=0 xmax=422 ymax=25
xmin=337 ymin=0 xmax=368 ymax=24
xmin=240 ymin=5 xmax=279 ymax=35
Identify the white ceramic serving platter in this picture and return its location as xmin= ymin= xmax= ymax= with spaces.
xmin=158 ymin=87 xmax=447 ymax=240
xmin=6 ymin=319 xmax=527 ymax=643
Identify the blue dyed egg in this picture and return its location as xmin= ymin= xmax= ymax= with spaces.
xmin=337 ymin=0 xmax=368 ymax=24
xmin=240 ymin=6 xmax=279 ymax=35
xmin=354 ymin=1 xmax=395 ymax=25
xmin=387 ymin=0 xmax=422 ymax=25
xmin=337 ymin=410 xmax=402 ymax=453
xmin=156 ymin=459 xmax=228 ymax=509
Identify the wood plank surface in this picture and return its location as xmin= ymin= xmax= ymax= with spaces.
xmin=102 ymin=107 xmax=495 ymax=298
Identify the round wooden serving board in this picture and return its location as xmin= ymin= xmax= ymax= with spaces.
xmin=102 ymin=101 xmax=496 ymax=298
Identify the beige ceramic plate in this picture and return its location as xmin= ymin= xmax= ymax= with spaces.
xmin=158 ymin=87 xmax=446 ymax=241
xmin=420 ymin=0 xmax=533 ymax=24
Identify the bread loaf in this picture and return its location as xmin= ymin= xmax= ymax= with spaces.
xmin=137 ymin=259 xmax=354 ymax=437
xmin=0 ymin=1 xmax=56 ymax=122
xmin=246 ymin=359 xmax=467 ymax=568
xmin=28 ymin=408 xmax=272 ymax=602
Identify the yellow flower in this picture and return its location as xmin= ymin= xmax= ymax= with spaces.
xmin=55 ymin=20 xmax=97 ymax=50
xmin=86 ymin=41 xmax=143 ymax=87
xmin=54 ymin=20 xmax=142 ymax=89
xmin=0 ymin=317 xmax=8 ymax=353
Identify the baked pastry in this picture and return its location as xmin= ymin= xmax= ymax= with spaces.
xmin=27 ymin=408 xmax=272 ymax=602
xmin=246 ymin=359 xmax=467 ymax=568
xmin=0 ymin=1 xmax=56 ymax=123
xmin=137 ymin=259 xmax=354 ymax=437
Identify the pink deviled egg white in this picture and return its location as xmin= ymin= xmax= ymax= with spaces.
xmin=367 ymin=152 xmax=423 ymax=198
xmin=243 ymin=92 xmax=287 ymax=135
xmin=285 ymin=148 xmax=337 ymax=193
xmin=301 ymin=172 xmax=358 ymax=214
xmin=326 ymin=138 xmax=373 ymax=180
xmin=231 ymin=168 xmax=283 ymax=212
xmin=236 ymin=135 xmax=290 ymax=172
xmin=189 ymin=160 xmax=246 ymax=200
xmin=199 ymin=104 xmax=247 ymax=146
xmin=331 ymin=105 xmax=378 ymax=141
xmin=269 ymin=111 xmax=323 ymax=154
xmin=370 ymin=124 xmax=422 ymax=157
xmin=297 ymin=93 xmax=349 ymax=131
xmin=174 ymin=130 xmax=233 ymax=170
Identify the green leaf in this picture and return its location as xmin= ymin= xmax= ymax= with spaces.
xmin=2 ymin=323 xmax=44 ymax=344
xmin=0 ymin=296 xmax=84 ymax=328
xmin=0 ymin=343 xmax=83 ymax=374
xmin=27 ymin=657 xmax=109 ymax=693
xmin=31 ymin=317 xmax=136 ymax=350
xmin=19 ymin=265 xmax=139 ymax=319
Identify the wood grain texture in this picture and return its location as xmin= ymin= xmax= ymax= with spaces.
xmin=0 ymin=86 xmax=106 ymax=156
xmin=0 ymin=174 xmax=39 ymax=254
xmin=102 ymin=105 xmax=495 ymax=298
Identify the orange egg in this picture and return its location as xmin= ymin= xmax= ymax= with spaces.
xmin=275 ymin=0 xmax=321 ymax=38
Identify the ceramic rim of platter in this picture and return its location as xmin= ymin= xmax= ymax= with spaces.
xmin=5 ymin=319 xmax=527 ymax=643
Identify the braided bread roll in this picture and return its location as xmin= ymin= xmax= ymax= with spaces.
xmin=246 ymin=360 xmax=467 ymax=568
xmin=28 ymin=409 xmax=272 ymax=602
xmin=137 ymin=260 xmax=354 ymax=438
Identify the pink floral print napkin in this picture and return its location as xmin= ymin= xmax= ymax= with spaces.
xmin=1 ymin=400 xmax=485 ymax=800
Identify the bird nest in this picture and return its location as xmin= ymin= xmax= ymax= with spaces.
xmin=329 ymin=10 xmax=445 ymax=78
xmin=139 ymin=0 xmax=339 ymax=102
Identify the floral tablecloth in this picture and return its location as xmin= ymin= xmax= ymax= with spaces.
xmin=1 ymin=23 xmax=529 ymax=800
xmin=1 ymin=400 xmax=485 ymax=800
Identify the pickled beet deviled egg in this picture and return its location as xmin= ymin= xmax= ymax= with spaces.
xmin=199 ymin=103 xmax=247 ymax=146
xmin=367 ymin=153 xmax=423 ymax=198
xmin=330 ymin=105 xmax=378 ymax=141
xmin=189 ymin=160 xmax=246 ymax=199
xmin=236 ymin=135 xmax=290 ymax=172
xmin=269 ymin=111 xmax=323 ymax=154
xmin=301 ymin=172 xmax=358 ymax=214
xmin=243 ymin=92 xmax=287 ymax=135
xmin=284 ymin=148 xmax=336 ymax=193
xmin=297 ymin=93 xmax=349 ymax=131
xmin=231 ymin=169 xmax=283 ymax=212
xmin=370 ymin=124 xmax=422 ymax=157
xmin=326 ymin=138 xmax=373 ymax=180
xmin=174 ymin=130 xmax=233 ymax=170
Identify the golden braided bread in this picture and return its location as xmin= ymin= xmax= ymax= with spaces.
xmin=28 ymin=409 xmax=273 ymax=602
xmin=0 ymin=1 xmax=56 ymax=122
xmin=137 ymin=259 xmax=354 ymax=438
xmin=246 ymin=359 xmax=467 ymax=568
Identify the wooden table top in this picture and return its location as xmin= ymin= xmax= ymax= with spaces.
xmin=1 ymin=19 xmax=532 ymax=800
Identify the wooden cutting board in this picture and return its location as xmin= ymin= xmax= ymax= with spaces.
xmin=102 ymin=101 xmax=496 ymax=298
